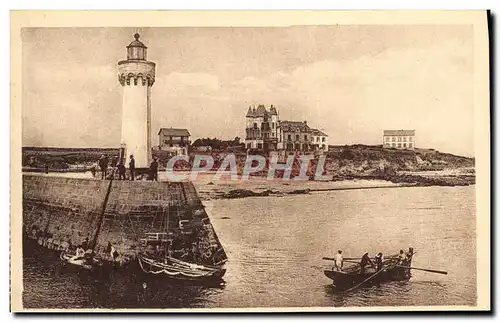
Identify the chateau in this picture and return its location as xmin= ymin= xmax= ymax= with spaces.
xmin=245 ymin=105 xmax=328 ymax=153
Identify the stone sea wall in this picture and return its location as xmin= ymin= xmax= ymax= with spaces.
xmin=22 ymin=174 xmax=225 ymax=266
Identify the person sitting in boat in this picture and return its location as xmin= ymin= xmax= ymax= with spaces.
xmin=374 ymin=252 xmax=384 ymax=271
xmin=334 ymin=250 xmax=344 ymax=271
xmin=84 ymin=248 xmax=94 ymax=265
xmin=360 ymin=252 xmax=374 ymax=274
xmin=154 ymin=244 xmax=165 ymax=259
xmin=397 ymin=250 xmax=406 ymax=264
xmin=111 ymin=245 xmax=119 ymax=262
xmin=406 ymin=248 xmax=414 ymax=262
xmin=71 ymin=245 xmax=85 ymax=261
xmin=81 ymin=237 xmax=89 ymax=251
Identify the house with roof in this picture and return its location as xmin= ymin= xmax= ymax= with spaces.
xmin=383 ymin=130 xmax=415 ymax=150
xmin=244 ymin=105 xmax=328 ymax=153
xmin=280 ymin=121 xmax=328 ymax=153
xmin=158 ymin=127 xmax=191 ymax=155
xmin=245 ymin=104 xmax=281 ymax=151
xmin=310 ymin=128 xmax=329 ymax=152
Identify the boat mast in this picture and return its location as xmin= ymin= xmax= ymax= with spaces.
xmin=165 ymin=201 xmax=170 ymax=261
xmin=88 ymin=178 xmax=113 ymax=251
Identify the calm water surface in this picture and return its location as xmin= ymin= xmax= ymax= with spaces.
xmin=23 ymin=185 xmax=476 ymax=308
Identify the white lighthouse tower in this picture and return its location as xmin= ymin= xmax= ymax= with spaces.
xmin=118 ymin=33 xmax=156 ymax=168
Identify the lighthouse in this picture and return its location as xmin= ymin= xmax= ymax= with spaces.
xmin=118 ymin=33 xmax=156 ymax=169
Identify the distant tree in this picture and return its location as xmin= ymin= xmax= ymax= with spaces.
xmin=192 ymin=138 xmax=205 ymax=147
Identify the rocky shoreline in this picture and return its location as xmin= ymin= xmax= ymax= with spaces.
xmin=194 ymin=170 xmax=475 ymax=200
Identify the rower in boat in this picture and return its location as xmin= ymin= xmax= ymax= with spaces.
xmin=81 ymin=237 xmax=89 ymax=251
xmin=83 ymin=248 xmax=95 ymax=265
xmin=360 ymin=252 xmax=375 ymax=274
xmin=374 ymin=252 xmax=384 ymax=271
xmin=397 ymin=250 xmax=405 ymax=264
xmin=333 ymin=250 xmax=344 ymax=271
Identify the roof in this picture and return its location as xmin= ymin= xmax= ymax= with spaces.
xmin=127 ymin=33 xmax=147 ymax=48
xmin=280 ymin=121 xmax=311 ymax=132
xmin=383 ymin=130 xmax=415 ymax=136
xmin=246 ymin=104 xmax=278 ymax=117
xmin=310 ymin=128 xmax=328 ymax=136
xmin=255 ymin=105 xmax=267 ymax=117
xmin=158 ymin=128 xmax=191 ymax=136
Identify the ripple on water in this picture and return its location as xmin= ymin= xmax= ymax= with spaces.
xmin=23 ymin=186 xmax=476 ymax=308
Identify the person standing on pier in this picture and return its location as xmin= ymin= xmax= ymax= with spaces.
xmin=99 ymin=155 xmax=109 ymax=180
xmin=150 ymin=157 xmax=159 ymax=181
xmin=110 ymin=156 xmax=118 ymax=178
xmin=117 ymin=159 xmax=126 ymax=180
xmin=129 ymin=155 xmax=135 ymax=181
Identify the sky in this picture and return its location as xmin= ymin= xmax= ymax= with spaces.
xmin=22 ymin=25 xmax=474 ymax=156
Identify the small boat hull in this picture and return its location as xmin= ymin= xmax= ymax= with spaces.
xmin=137 ymin=254 xmax=226 ymax=282
xmin=324 ymin=248 xmax=415 ymax=290
xmin=324 ymin=266 xmax=411 ymax=290
xmin=60 ymin=251 xmax=103 ymax=271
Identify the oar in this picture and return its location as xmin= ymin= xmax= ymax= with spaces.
xmin=323 ymin=257 xmax=372 ymax=261
xmin=396 ymin=265 xmax=447 ymax=275
xmin=344 ymin=265 xmax=392 ymax=293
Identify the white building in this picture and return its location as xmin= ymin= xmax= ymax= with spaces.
xmin=158 ymin=128 xmax=191 ymax=156
xmin=383 ymin=130 xmax=416 ymax=150
xmin=245 ymin=105 xmax=281 ymax=151
xmin=310 ymin=129 xmax=329 ymax=152
xmin=117 ymin=33 xmax=156 ymax=168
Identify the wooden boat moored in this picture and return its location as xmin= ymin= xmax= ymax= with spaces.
xmin=138 ymin=253 xmax=226 ymax=281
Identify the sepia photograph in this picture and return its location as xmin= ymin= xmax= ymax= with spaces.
xmin=10 ymin=10 xmax=490 ymax=312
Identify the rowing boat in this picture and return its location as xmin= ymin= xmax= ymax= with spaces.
xmin=138 ymin=253 xmax=226 ymax=281
xmin=324 ymin=247 xmax=414 ymax=290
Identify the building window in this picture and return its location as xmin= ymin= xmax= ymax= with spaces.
xmin=409 ymin=137 xmax=413 ymax=142
xmin=164 ymin=140 xmax=168 ymax=144
xmin=409 ymin=143 xmax=413 ymax=148
xmin=392 ymin=137 xmax=395 ymax=142
xmin=247 ymin=143 xmax=251 ymax=149
xmin=322 ymin=137 xmax=326 ymax=142
xmin=398 ymin=137 xmax=402 ymax=142
xmin=288 ymin=134 xmax=292 ymax=141
xmin=253 ymin=123 xmax=258 ymax=129
xmin=295 ymin=135 xmax=299 ymax=141
xmin=403 ymin=137 xmax=407 ymax=142
xmin=304 ymin=135 xmax=308 ymax=141
xmin=403 ymin=143 xmax=407 ymax=147
xmin=391 ymin=143 xmax=396 ymax=147
xmin=397 ymin=143 xmax=401 ymax=148
xmin=272 ymin=123 xmax=275 ymax=129
xmin=257 ymin=143 xmax=263 ymax=149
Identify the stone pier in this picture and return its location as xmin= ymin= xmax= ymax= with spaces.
xmin=22 ymin=174 xmax=226 ymax=266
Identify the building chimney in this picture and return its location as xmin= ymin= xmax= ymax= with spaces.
xmin=304 ymin=121 xmax=307 ymax=125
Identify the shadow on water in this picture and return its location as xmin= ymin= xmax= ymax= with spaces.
xmin=23 ymin=245 xmax=226 ymax=309
xmin=323 ymin=280 xmax=448 ymax=307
